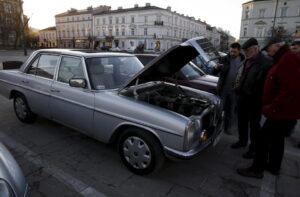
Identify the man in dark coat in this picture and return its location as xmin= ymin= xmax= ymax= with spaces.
xmin=213 ymin=42 xmax=245 ymax=134
xmin=237 ymin=37 xmax=300 ymax=178
xmin=231 ymin=38 xmax=271 ymax=160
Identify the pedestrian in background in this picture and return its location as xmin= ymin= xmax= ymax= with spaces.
xmin=232 ymin=38 xmax=271 ymax=160
xmin=134 ymin=43 xmax=145 ymax=54
xmin=290 ymin=40 xmax=300 ymax=56
xmin=213 ymin=42 xmax=245 ymax=134
xmin=237 ymin=37 xmax=300 ymax=178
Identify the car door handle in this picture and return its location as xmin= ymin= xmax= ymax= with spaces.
xmin=21 ymin=80 xmax=29 ymax=84
xmin=50 ymin=89 xmax=60 ymax=93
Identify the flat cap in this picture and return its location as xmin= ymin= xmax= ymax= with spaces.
xmin=262 ymin=37 xmax=282 ymax=51
xmin=242 ymin=38 xmax=258 ymax=49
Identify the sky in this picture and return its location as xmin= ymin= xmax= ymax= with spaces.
xmin=23 ymin=0 xmax=247 ymax=39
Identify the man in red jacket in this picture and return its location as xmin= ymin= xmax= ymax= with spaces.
xmin=237 ymin=37 xmax=300 ymax=178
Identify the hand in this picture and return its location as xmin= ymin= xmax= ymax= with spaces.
xmin=214 ymin=64 xmax=223 ymax=70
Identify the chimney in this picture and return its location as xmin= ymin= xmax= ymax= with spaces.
xmin=167 ymin=6 xmax=171 ymax=11
xmin=145 ymin=3 xmax=151 ymax=7
xmin=134 ymin=4 xmax=139 ymax=8
xmin=118 ymin=6 xmax=123 ymax=10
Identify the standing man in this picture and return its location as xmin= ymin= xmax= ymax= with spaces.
xmin=237 ymin=37 xmax=300 ymax=178
xmin=213 ymin=43 xmax=245 ymax=134
xmin=232 ymin=38 xmax=271 ymax=160
xmin=291 ymin=40 xmax=300 ymax=55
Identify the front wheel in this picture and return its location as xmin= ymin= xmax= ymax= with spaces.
xmin=118 ymin=128 xmax=165 ymax=175
xmin=13 ymin=94 xmax=37 ymax=123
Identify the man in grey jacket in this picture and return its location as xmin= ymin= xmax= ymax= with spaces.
xmin=231 ymin=38 xmax=271 ymax=159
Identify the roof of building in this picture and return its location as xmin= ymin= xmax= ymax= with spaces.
xmin=55 ymin=5 xmax=111 ymax=17
xmin=93 ymin=5 xmax=164 ymax=16
xmin=243 ymin=0 xmax=270 ymax=5
xmin=40 ymin=26 xmax=56 ymax=31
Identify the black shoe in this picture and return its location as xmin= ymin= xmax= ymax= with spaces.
xmin=242 ymin=151 xmax=255 ymax=159
xmin=237 ymin=167 xmax=264 ymax=179
xmin=231 ymin=141 xmax=247 ymax=149
xmin=265 ymin=165 xmax=280 ymax=176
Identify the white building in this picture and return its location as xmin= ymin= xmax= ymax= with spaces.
xmin=39 ymin=26 xmax=57 ymax=48
xmin=93 ymin=3 xmax=209 ymax=51
xmin=240 ymin=0 xmax=300 ymax=46
xmin=55 ymin=5 xmax=111 ymax=48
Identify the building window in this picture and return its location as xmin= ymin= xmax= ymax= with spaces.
xmin=256 ymin=27 xmax=265 ymax=37
xmin=280 ymin=7 xmax=288 ymax=17
xmin=259 ymin=9 xmax=265 ymax=18
xmin=122 ymin=29 xmax=125 ymax=36
xmin=122 ymin=17 xmax=125 ymax=23
xmin=144 ymin=16 xmax=148 ymax=23
xmin=4 ymin=3 xmax=12 ymax=13
xmin=116 ymin=17 xmax=119 ymax=24
xmin=109 ymin=17 xmax=112 ymax=24
xmin=116 ymin=28 xmax=119 ymax=36
xmin=245 ymin=10 xmax=249 ymax=19
xmin=109 ymin=29 xmax=112 ymax=36
xmin=102 ymin=29 xmax=105 ymax=36
xmin=131 ymin=16 xmax=135 ymax=23
xmin=131 ymin=28 xmax=135 ymax=36
xmin=144 ymin=28 xmax=148 ymax=36
xmin=243 ymin=27 xmax=247 ymax=37
xmin=103 ymin=18 xmax=106 ymax=25
xmin=97 ymin=19 xmax=99 ymax=25
xmin=298 ymin=7 xmax=300 ymax=16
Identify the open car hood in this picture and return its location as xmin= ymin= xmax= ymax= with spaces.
xmin=122 ymin=43 xmax=199 ymax=89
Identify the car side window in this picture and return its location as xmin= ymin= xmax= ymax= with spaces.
xmin=27 ymin=57 xmax=39 ymax=75
xmin=57 ymin=56 xmax=85 ymax=84
xmin=35 ymin=55 xmax=59 ymax=79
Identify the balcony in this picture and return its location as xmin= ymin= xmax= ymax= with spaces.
xmin=154 ymin=21 xmax=164 ymax=26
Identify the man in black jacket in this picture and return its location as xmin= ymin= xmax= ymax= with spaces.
xmin=232 ymin=38 xmax=271 ymax=159
xmin=213 ymin=43 xmax=245 ymax=134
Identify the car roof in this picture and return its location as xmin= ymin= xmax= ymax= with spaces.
xmin=34 ymin=49 xmax=134 ymax=58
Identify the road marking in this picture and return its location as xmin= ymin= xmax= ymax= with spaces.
xmin=0 ymin=132 xmax=106 ymax=197
xmin=260 ymin=173 xmax=276 ymax=197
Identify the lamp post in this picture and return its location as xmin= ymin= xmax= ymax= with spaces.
xmin=272 ymin=0 xmax=279 ymax=37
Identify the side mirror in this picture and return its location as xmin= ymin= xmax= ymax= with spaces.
xmin=69 ymin=78 xmax=87 ymax=88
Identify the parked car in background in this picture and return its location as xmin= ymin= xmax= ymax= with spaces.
xmin=185 ymin=37 xmax=222 ymax=74
xmin=0 ymin=142 xmax=30 ymax=197
xmin=135 ymin=54 xmax=218 ymax=94
xmin=0 ymin=45 xmax=223 ymax=175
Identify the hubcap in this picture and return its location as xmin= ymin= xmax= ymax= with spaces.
xmin=123 ymin=136 xmax=151 ymax=169
xmin=15 ymin=97 xmax=27 ymax=119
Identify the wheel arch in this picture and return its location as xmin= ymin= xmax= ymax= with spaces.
xmin=9 ymin=90 xmax=24 ymax=100
xmin=109 ymin=123 xmax=164 ymax=150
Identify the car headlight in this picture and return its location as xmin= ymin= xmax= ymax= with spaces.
xmin=0 ymin=179 xmax=15 ymax=197
xmin=183 ymin=120 xmax=197 ymax=151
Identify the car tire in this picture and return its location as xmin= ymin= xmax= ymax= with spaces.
xmin=118 ymin=128 xmax=165 ymax=175
xmin=13 ymin=93 xmax=37 ymax=123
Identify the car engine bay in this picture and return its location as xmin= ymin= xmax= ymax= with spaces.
xmin=122 ymin=82 xmax=211 ymax=117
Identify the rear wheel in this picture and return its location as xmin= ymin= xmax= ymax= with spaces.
xmin=13 ymin=93 xmax=37 ymax=123
xmin=118 ymin=128 xmax=165 ymax=175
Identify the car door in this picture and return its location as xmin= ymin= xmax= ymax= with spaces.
xmin=23 ymin=53 xmax=60 ymax=118
xmin=49 ymin=55 xmax=94 ymax=135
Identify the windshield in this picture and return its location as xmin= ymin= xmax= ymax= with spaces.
xmin=85 ymin=56 xmax=143 ymax=90
xmin=180 ymin=62 xmax=205 ymax=80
